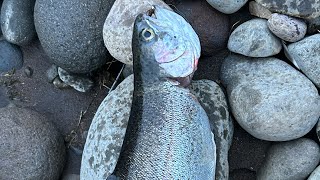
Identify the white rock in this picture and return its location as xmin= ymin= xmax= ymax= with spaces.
xmin=103 ymin=0 xmax=171 ymax=65
xmin=206 ymin=0 xmax=248 ymax=14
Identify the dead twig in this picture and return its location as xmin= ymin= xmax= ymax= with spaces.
xmin=108 ymin=64 xmax=125 ymax=94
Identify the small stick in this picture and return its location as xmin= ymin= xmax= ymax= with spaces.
xmin=108 ymin=64 xmax=125 ymax=94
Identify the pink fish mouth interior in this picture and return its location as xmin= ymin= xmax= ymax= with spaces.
xmin=145 ymin=6 xmax=199 ymax=87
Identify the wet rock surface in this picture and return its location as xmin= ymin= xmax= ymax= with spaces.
xmin=0 ymin=0 xmax=36 ymax=45
xmin=34 ymin=0 xmax=114 ymax=73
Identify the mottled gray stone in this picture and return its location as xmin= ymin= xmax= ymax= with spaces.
xmin=52 ymin=77 xmax=70 ymax=89
xmin=1 ymin=0 xmax=36 ymax=45
xmin=268 ymin=13 xmax=307 ymax=42
xmin=257 ymin=138 xmax=320 ymax=180
xmin=228 ymin=19 xmax=282 ymax=57
xmin=308 ymin=165 xmax=320 ymax=180
xmin=249 ymin=1 xmax=272 ymax=19
xmin=58 ymin=67 xmax=93 ymax=93
xmin=190 ymin=80 xmax=233 ymax=180
xmin=81 ymin=76 xmax=231 ymax=179
xmin=122 ymin=64 xmax=133 ymax=79
xmin=0 ymin=40 xmax=23 ymax=73
xmin=0 ymin=107 xmax=66 ymax=180
xmin=287 ymin=34 xmax=320 ymax=88
xmin=103 ymin=0 xmax=171 ymax=65
xmin=206 ymin=0 xmax=248 ymax=14
xmin=220 ymin=54 xmax=320 ymax=141
xmin=255 ymin=0 xmax=320 ymax=19
xmin=34 ymin=0 xmax=114 ymax=73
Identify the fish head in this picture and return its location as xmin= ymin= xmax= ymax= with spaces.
xmin=132 ymin=6 xmax=201 ymax=87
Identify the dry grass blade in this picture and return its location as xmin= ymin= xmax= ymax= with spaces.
xmin=108 ymin=64 xmax=125 ymax=94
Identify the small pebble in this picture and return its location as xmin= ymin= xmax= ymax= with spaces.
xmin=249 ymin=1 xmax=272 ymax=19
xmin=257 ymin=138 xmax=320 ymax=180
xmin=268 ymin=13 xmax=307 ymax=42
xmin=58 ymin=67 xmax=94 ymax=93
xmin=46 ymin=64 xmax=58 ymax=83
xmin=24 ymin=66 xmax=33 ymax=78
xmin=53 ymin=77 xmax=70 ymax=89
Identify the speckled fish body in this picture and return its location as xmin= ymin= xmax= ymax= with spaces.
xmin=111 ymin=6 xmax=216 ymax=179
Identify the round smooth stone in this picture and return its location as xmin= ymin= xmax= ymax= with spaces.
xmin=257 ymin=138 xmax=320 ymax=180
xmin=268 ymin=13 xmax=307 ymax=42
xmin=0 ymin=107 xmax=66 ymax=180
xmin=255 ymin=0 xmax=320 ymax=19
xmin=287 ymin=34 xmax=320 ymax=88
xmin=220 ymin=54 xmax=320 ymax=141
xmin=0 ymin=40 xmax=23 ymax=73
xmin=58 ymin=67 xmax=93 ymax=93
xmin=228 ymin=18 xmax=282 ymax=57
xmin=103 ymin=0 xmax=171 ymax=65
xmin=206 ymin=0 xmax=248 ymax=14
xmin=0 ymin=0 xmax=36 ymax=45
xmin=34 ymin=0 xmax=114 ymax=73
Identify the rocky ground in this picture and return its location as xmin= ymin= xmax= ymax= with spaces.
xmin=0 ymin=0 xmax=320 ymax=180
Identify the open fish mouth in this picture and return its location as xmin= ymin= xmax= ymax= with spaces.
xmin=142 ymin=5 xmax=201 ymax=87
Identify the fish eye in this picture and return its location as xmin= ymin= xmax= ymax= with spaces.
xmin=141 ymin=28 xmax=155 ymax=41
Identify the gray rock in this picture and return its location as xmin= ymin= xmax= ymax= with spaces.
xmin=249 ymin=1 xmax=272 ymax=19
xmin=62 ymin=174 xmax=80 ymax=180
xmin=268 ymin=13 xmax=307 ymax=42
xmin=58 ymin=67 xmax=93 ymax=93
xmin=228 ymin=18 xmax=282 ymax=57
xmin=257 ymin=138 xmax=320 ymax=180
xmin=190 ymin=80 xmax=233 ymax=180
xmin=81 ymin=75 xmax=231 ymax=179
xmin=103 ymin=0 xmax=171 ymax=65
xmin=53 ymin=77 xmax=70 ymax=89
xmin=206 ymin=0 xmax=248 ymax=14
xmin=0 ymin=40 xmax=23 ymax=73
xmin=220 ymin=54 xmax=320 ymax=141
xmin=316 ymin=118 xmax=320 ymax=142
xmin=308 ymin=165 xmax=320 ymax=180
xmin=122 ymin=64 xmax=133 ymax=79
xmin=255 ymin=0 xmax=320 ymax=19
xmin=0 ymin=107 xmax=66 ymax=180
xmin=81 ymin=75 xmax=133 ymax=179
xmin=0 ymin=0 xmax=36 ymax=45
xmin=34 ymin=0 xmax=114 ymax=73
xmin=287 ymin=34 xmax=320 ymax=88
xmin=46 ymin=64 xmax=58 ymax=83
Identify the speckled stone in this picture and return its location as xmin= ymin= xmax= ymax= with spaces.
xmin=268 ymin=13 xmax=307 ymax=42
xmin=287 ymin=34 xmax=320 ymax=88
xmin=81 ymin=76 xmax=232 ymax=179
xmin=206 ymin=0 xmax=248 ymax=14
xmin=228 ymin=19 xmax=282 ymax=57
xmin=58 ymin=67 xmax=93 ymax=93
xmin=0 ymin=107 xmax=65 ymax=180
xmin=190 ymin=80 xmax=233 ymax=180
xmin=249 ymin=1 xmax=272 ymax=19
xmin=103 ymin=0 xmax=171 ymax=65
xmin=0 ymin=0 xmax=36 ymax=45
xmin=34 ymin=0 xmax=114 ymax=73
xmin=220 ymin=54 xmax=320 ymax=141
xmin=257 ymin=138 xmax=320 ymax=180
xmin=308 ymin=165 xmax=320 ymax=180
xmin=255 ymin=0 xmax=320 ymax=19
xmin=0 ymin=40 xmax=23 ymax=73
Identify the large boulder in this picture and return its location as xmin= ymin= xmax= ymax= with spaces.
xmin=0 ymin=107 xmax=65 ymax=180
xmin=220 ymin=54 xmax=320 ymax=141
xmin=34 ymin=0 xmax=114 ymax=73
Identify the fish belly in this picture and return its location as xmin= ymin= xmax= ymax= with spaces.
xmin=114 ymin=83 xmax=216 ymax=179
